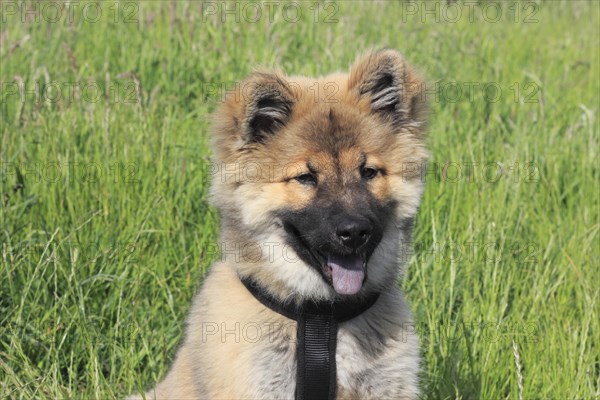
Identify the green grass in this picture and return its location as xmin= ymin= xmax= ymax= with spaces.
xmin=1 ymin=1 xmax=598 ymax=398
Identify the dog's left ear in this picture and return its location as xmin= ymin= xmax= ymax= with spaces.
xmin=348 ymin=49 xmax=426 ymax=129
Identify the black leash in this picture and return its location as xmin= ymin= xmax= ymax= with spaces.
xmin=240 ymin=277 xmax=380 ymax=400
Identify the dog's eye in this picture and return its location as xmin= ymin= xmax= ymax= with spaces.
xmin=361 ymin=166 xmax=379 ymax=180
xmin=295 ymin=173 xmax=317 ymax=186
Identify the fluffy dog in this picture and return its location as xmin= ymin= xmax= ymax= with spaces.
xmin=130 ymin=49 xmax=428 ymax=400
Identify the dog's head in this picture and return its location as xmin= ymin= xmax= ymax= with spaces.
xmin=210 ymin=50 xmax=428 ymax=301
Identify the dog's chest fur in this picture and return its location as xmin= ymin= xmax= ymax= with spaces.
xmin=182 ymin=264 xmax=421 ymax=400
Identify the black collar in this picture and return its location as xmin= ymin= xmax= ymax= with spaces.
xmin=239 ymin=276 xmax=380 ymax=400
xmin=240 ymin=276 xmax=380 ymax=322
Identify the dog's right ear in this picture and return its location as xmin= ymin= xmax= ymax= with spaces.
xmin=239 ymin=73 xmax=295 ymax=143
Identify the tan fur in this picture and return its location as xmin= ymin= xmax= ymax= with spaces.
xmin=129 ymin=49 xmax=428 ymax=400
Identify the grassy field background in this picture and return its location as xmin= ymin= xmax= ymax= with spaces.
xmin=1 ymin=1 xmax=598 ymax=399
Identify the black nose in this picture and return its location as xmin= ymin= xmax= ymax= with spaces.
xmin=336 ymin=217 xmax=372 ymax=249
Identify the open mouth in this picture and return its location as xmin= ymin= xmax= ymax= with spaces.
xmin=310 ymin=249 xmax=367 ymax=296
xmin=283 ymin=221 xmax=370 ymax=296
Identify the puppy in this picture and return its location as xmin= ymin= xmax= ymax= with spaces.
xmin=130 ymin=49 xmax=428 ymax=400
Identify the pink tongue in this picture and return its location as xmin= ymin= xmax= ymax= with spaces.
xmin=327 ymin=254 xmax=365 ymax=295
